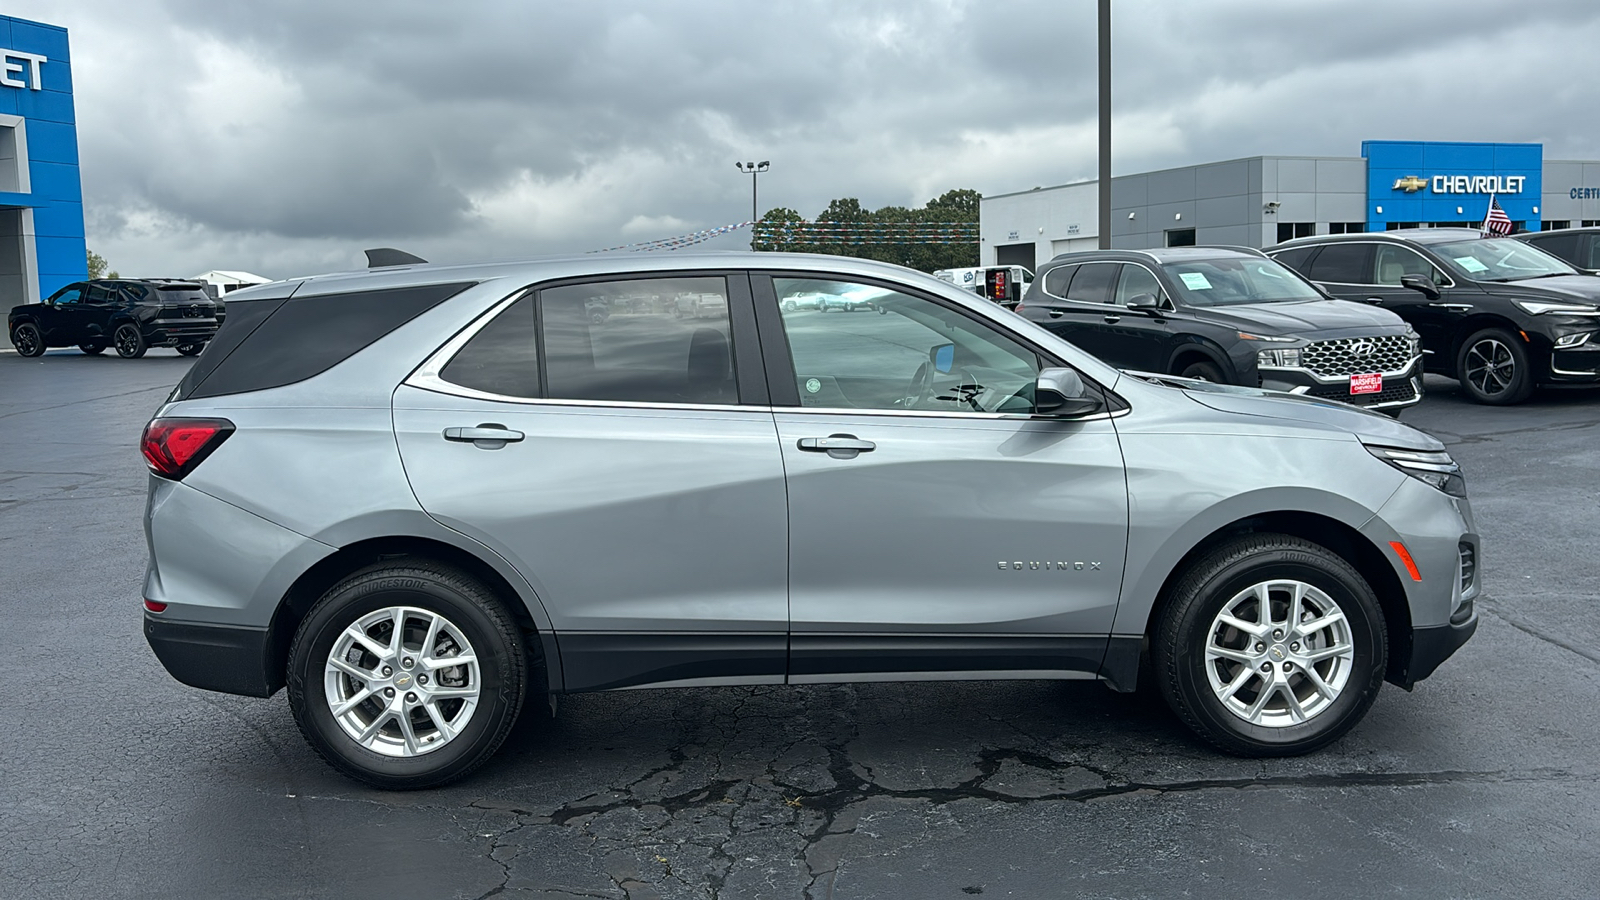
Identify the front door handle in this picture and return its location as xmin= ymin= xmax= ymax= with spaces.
xmin=1047 ymin=309 xmax=1065 ymax=318
xmin=798 ymin=434 xmax=876 ymax=458
xmin=1427 ymin=302 xmax=1473 ymax=312
xmin=1102 ymin=315 xmax=1121 ymax=323
xmin=443 ymin=424 xmax=525 ymax=448
xmin=1360 ymin=297 xmax=1386 ymax=305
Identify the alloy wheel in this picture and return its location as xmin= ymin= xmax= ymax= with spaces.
xmin=1464 ymin=338 xmax=1515 ymax=397
xmin=1203 ymin=579 xmax=1354 ymax=727
xmin=114 ymin=325 xmax=144 ymax=358
xmin=13 ymin=323 xmax=41 ymax=356
xmin=323 ymin=605 xmax=482 ymax=757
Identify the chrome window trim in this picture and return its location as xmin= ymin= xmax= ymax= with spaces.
xmin=1268 ymin=240 xmax=1457 ymax=289
xmin=1040 ymin=260 xmax=1121 ymax=304
xmin=406 ymin=285 xmax=1126 ymax=420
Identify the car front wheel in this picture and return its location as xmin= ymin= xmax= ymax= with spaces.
xmin=287 ymin=561 xmax=528 ymax=789
xmin=1456 ymin=328 xmax=1533 ymax=405
xmin=1154 ymin=533 xmax=1386 ymax=756
xmin=113 ymin=323 xmax=147 ymax=359
xmin=176 ymin=342 xmax=204 ymax=356
xmin=12 ymin=322 xmax=44 ymax=357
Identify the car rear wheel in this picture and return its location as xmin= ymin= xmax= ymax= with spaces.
xmin=1178 ymin=359 xmax=1224 ymax=383
xmin=1154 ymin=533 xmax=1386 ymax=756
xmin=79 ymin=342 xmax=106 ymax=355
xmin=12 ymin=322 xmax=45 ymax=357
xmin=113 ymin=323 xmax=147 ymax=359
xmin=176 ymin=342 xmax=204 ymax=356
xmin=287 ymin=561 xmax=528 ymax=789
xmin=1456 ymin=328 xmax=1533 ymax=405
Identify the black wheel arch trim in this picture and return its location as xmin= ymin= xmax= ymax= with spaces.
xmin=145 ymin=615 xmax=279 ymax=697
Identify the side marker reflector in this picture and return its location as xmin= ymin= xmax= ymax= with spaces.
xmin=1389 ymin=541 xmax=1422 ymax=582
xmin=144 ymin=599 xmax=168 ymax=613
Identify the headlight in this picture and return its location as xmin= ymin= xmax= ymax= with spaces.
xmin=1512 ymin=300 xmax=1600 ymax=315
xmin=1257 ymin=347 xmax=1302 ymax=367
xmin=1406 ymin=331 xmax=1421 ymax=355
xmin=1366 ymin=445 xmax=1467 ymax=498
xmin=1554 ymin=332 xmax=1592 ymax=349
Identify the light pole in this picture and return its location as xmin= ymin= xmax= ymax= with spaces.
xmin=736 ymin=160 xmax=770 ymax=223
xmin=1098 ymin=0 xmax=1111 ymax=250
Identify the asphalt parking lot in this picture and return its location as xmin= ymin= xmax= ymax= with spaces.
xmin=3 ymin=348 xmax=1598 ymax=899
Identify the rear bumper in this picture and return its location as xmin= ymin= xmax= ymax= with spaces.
xmin=144 ymin=323 xmax=218 ymax=346
xmin=144 ymin=614 xmax=279 ymax=697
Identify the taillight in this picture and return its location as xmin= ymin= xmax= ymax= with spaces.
xmin=141 ymin=417 xmax=234 ymax=480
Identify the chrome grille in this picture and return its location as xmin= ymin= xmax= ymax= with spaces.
xmin=1301 ymin=335 xmax=1414 ymax=377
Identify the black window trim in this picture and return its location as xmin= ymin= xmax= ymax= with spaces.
xmin=749 ymin=269 xmax=1125 ymax=419
xmin=407 ymin=270 xmax=770 ymax=412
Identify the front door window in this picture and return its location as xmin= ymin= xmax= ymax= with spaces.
xmin=773 ymin=277 xmax=1040 ymax=414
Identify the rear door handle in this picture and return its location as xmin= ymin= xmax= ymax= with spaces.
xmin=443 ymin=424 xmax=525 ymax=447
xmin=798 ymin=434 xmax=876 ymax=458
xmin=1102 ymin=315 xmax=1121 ymax=323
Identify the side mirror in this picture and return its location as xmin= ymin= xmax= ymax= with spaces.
xmin=1125 ymin=292 xmax=1163 ymax=311
xmin=1034 ymin=367 xmax=1104 ymax=417
xmin=1399 ymin=273 xmax=1441 ymax=300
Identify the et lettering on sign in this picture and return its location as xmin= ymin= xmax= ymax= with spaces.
xmin=0 ymin=49 xmax=46 ymax=90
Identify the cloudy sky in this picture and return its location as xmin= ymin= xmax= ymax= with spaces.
xmin=19 ymin=0 xmax=1600 ymax=278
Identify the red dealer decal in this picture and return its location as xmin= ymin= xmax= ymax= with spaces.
xmin=1350 ymin=373 xmax=1383 ymax=395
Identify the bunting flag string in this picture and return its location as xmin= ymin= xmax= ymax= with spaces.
xmin=588 ymin=221 xmax=756 ymax=253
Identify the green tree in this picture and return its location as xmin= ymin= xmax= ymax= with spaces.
xmin=750 ymin=191 xmax=979 ymax=272
xmin=87 ymin=248 xmax=108 ymax=279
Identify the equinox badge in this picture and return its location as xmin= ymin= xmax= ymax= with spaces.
xmin=999 ymin=561 xmax=1101 ymax=571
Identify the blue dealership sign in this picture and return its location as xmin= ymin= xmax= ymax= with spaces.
xmin=1363 ymin=141 xmax=1541 ymax=231
xmin=0 ymin=15 xmax=85 ymax=303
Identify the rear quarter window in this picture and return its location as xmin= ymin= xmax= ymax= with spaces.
xmin=179 ymin=281 xmax=476 ymax=400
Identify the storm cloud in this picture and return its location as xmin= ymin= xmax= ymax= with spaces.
xmin=17 ymin=0 xmax=1600 ymax=277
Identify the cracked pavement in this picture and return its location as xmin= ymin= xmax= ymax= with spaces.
xmin=3 ymin=354 xmax=1598 ymax=899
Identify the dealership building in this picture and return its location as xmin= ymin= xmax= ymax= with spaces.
xmin=980 ymin=140 xmax=1600 ymax=271
xmin=0 ymin=14 xmax=84 ymax=305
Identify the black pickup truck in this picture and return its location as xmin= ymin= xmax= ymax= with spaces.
xmin=8 ymin=279 xmax=224 ymax=358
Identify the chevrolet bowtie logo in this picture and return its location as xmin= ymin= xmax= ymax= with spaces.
xmin=1393 ymin=176 xmax=1428 ymax=193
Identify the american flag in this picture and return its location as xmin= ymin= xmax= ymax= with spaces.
xmin=1482 ymin=195 xmax=1513 ymax=236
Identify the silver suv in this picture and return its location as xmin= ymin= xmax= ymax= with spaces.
xmin=140 ymin=253 xmax=1479 ymax=789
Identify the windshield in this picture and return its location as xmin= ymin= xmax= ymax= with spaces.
xmin=1160 ymin=257 xmax=1324 ymax=307
xmin=1432 ymin=237 xmax=1577 ymax=281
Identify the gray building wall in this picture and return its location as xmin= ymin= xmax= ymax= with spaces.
xmin=1538 ymin=161 xmax=1600 ymax=226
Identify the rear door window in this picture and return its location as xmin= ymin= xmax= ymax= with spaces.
xmin=1305 ymin=244 xmax=1375 ymax=284
xmin=539 ymin=277 xmax=739 ymax=405
xmin=1065 ymin=263 xmax=1118 ymax=304
xmin=439 ymin=295 xmax=539 ymax=398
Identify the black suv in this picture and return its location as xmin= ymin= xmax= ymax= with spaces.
xmin=1268 ymin=229 xmax=1600 ymax=405
xmin=1018 ymin=247 xmax=1422 ymax=414
xmin=1514 ymin=227 xmax=1600 ymax=274
xmin=8 ymin=279 xmax=224 ymax=359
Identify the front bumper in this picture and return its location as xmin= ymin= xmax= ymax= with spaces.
xmin=1403 ymin=616 xmax=1479 ymax=686
xmin=1547 ymin=342 xmax=1600 ymax=381
xmin=144 ymin=614 xmax=279 ymax=697
xmin=1260 ymin=355 xmax=1424 ymax=411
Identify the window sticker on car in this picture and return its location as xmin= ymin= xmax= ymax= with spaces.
xmin=1179 ymin=272 xmax=1213 ymax=290
xmin=1454 ymin=256 xmax=1490 ymax=273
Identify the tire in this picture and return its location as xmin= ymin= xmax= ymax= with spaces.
xmin=1456 ymin=328 xmax=1533 ymax=405
xmin=80 ymin=342 xmax=106 ymax=355
xmin=113 ymin=323 xmax=147 ymax=359
xmin=176 ymin=342 xmax=204 ymax=356
xmin=1178 ymin=359 xmax=1224 ymax=383
xmin=287 ymin=560 xmax=528 ymax=789
xmin=1153 ymin=533 xmax=1386 ymax=757
xmin=11 ymin=322 xmax=44 ymax=357
xmin=784 ymin=300 xmax=797 ymax=312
